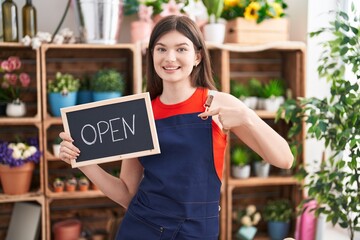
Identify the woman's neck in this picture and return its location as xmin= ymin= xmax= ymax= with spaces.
xmin=160 ymin=82 xmax=196 ymax=105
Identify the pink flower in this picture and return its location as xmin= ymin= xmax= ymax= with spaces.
xmin=6 ymin=74 xmax=18 ymax=86
xmin=19 ymin=73 xmax=31 ymax=87
xmin=1 ymin=60 xmax=10 ymax=72
xmin=138 ymin=4 xmax=153 ymax=22
xmin=8 ymin=57 xmax=21 ymax=70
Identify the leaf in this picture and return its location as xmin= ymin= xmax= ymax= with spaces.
xmin=340 ymin=47 xmax=349 ymax=56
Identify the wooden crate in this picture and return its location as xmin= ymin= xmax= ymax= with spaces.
xmin=225 ymin=18 xmax=289 ymax=45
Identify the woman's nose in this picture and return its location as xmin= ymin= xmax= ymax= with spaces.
xmin=165 ymin=50 xmax=176 ymax=62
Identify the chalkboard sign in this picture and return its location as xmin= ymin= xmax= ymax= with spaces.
xmin=61 ymin=92 xmax=160 ymax=168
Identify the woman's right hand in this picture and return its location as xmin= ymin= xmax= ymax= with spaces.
xmin=58 ymin=132 xmax=80 ymax=164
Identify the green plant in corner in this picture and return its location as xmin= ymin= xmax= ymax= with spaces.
xmin=275 ymin=4 xmax=360 ymax=239
xmin=263 ymin=199 xmax=293 ymax=222
xmin=231 ymin=145 xmax=250 ymax=167
xmin=91 ymin=69 xmax=125 ymax=93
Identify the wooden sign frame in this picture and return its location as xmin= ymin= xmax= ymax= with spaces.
xmin=61 ymin=92 xmax=160 ymax=168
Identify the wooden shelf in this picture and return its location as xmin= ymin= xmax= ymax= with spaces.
xmin=0 ymin=192 xmax=44 ymax=203
xmin=46 ymin=190 xmax=105 ymax=199
xmin=228 ymin=176 xmax=299 ymax=188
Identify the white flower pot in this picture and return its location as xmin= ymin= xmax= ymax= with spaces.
xmin=53 ymin=144 xmax=61 ymax=157
xmin=254 ymin=161 xmax=270 ymax=178
xmin=263 ymin=96 xmax=285 ymax=112
xmin=242 ymin=96 xmax=258 ymax=110
xmin=203 ymin=23 xmax=226 ymax=44
xmin=231 ymin=165 xmax=251 ymax=179
xmin=6 ymin=99 xmax=26 ymax=117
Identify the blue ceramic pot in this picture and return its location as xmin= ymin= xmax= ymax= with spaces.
xmin=77 ymin=90 xmax=93 ymax=104
xmin=267 ymin=221 xmax=290 ymax=240
xmin=92 ymin=92 xmax=121 ymax=102
xmin=48 ymin=92 xmax=78 ymax=117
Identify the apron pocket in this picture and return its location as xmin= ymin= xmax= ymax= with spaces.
xmin=116 ymin=209 xmax=164 ymax=240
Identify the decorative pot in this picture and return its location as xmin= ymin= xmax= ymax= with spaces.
xmin=0 ymin=162 xmax=35 ymax=195
xmin=231 ymin=165 xmax=251 ymax=179
xmin=254 ymin=161 xmax=270 ymax=178
xmin=131 ymin=21 xmax=153 ymax=43
xmin=48 ymin=92 xmax=78 ymax=117
xmin=92 ymin=91 xmax=121 ymax=101
xmin=267 ymin=221 xmax=290 ymax=240
xmin=203 ymin=23 xmax=226 ymax=44
xmin=77 ymin=90 xmax=93 ymax=104
xmin=53 ymin=219 xmax=82 ymax=240
xmin=6 ymin=99 xmax=26 ymax=117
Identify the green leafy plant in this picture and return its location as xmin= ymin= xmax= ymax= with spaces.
xmin=202 ymin=0 xmax=224 ymax=23
xmin=221 ymin=0 xmax=288 ymax=23
xmin=247 ymin=78 xmax=262 ymax=97
xmin=91 ymin=69 xmax=125 ymax=93
xmin=47 ymin=72 xmax=80 ymax=94
xmin=276 ymin=5 xmax=360 ymax=240
xmin=231 ymin=145 xmax=250 ymax=166
xmin=262 ymin=79 xmax=285 ymax=98
xmin=263 ymin=199 xmax=293 ymax=222
xmin=230 ymin=80 xmax=250 ymax=98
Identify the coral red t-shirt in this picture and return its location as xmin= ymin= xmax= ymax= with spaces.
xmin=151 ymin=88 xmax=227 ymax=180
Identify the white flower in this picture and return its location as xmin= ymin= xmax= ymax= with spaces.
xmin=28 ymin=146 xmax=37 ymax=155
xmin=22 ymin=149 xmax=33 ymax=158
xmin=12 ymin=148 xmax=23 ymax=159
xmin=31 ymin=37 xmax=42 ymax=50
xmin=16 ymin=142 xmax=26 ymax=149
xmin=36 ymin=31 xmax=52 ymax=42
xmin=241 ymin=215 xmax=252 ymax=227
xmin=52 ymin=35 xmax=64 ymax=44
xmin=21 ymin=35 xmax=32 ymax=46
xmin=246 ymin=205 xmax=257 ymax=215
xmin=253 ymin=212 xmax=261 ymax=225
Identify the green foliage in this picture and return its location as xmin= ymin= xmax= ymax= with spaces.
xmin=91 ymin=69 xmax=125 ymax=93
xmin=47 ymin=72 xmax=80 ymax=94
xmin=262 ymin=79 xmax=285 ymax=98
xmin=230 ymin=80 xmax=250 ymax=98
xmin=263 ymin=199 xmax=293 ymax=222
xmin=276 ymin=5 xmax=360 ymax=239
xmin=231 ymin=145 xmax=250 ymax=166
xmin=248 ymin=78 xmax=263 ymax=97
xmin=79 ymin=74 xmax=91 ymax=91
xmin=202 ymin=0 xmax=224 ymax=22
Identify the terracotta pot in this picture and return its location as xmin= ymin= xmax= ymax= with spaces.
xmin=131 ymin=21 xmax=153 ymax=43
xmin=0 ymin=162 xmax=34 ymax=195
xmin=53 ymin=219 xmax=82 ymax=240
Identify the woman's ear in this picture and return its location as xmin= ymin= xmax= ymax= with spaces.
xmin=194 ymin=52 xmax=202 ymax=66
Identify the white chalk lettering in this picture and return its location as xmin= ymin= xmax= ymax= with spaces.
xmin=81 ymin=124 xmax=97 ymax=145
xmin=122 ymin=114 xmax=136 ymax=139
xmin=97 ymin=121 xmax=109 ymax=143
xmin=109 ymin=118 xmax=123 ymax=142
xmin=80 ymin=114 xmax=136 ymax=145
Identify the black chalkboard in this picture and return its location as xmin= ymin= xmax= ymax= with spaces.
xmin=61 ymin=93 xmax=160 ymax=168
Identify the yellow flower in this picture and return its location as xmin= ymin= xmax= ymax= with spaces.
xmin=268 ymin=2 xmax=283 ymax=18
xmin=244 ymin=2 xmax=261 ymax=20
xmin=224 ymin=0 xmax=238 ymax=8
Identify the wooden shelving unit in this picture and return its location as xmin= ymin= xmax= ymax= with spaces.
xmin=0 ymin=41 xmax=305 ymax=240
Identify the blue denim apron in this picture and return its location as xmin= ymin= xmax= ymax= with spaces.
xmin=116 ymin=113 xmax=221 ymax=240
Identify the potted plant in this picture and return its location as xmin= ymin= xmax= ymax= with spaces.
xmin=53 ymin=177 xmax=64 ymax=193
xmin=276 ymin=6 xmax=360 ymax=240
xmin=221 ymin=0 xmax=289 ymax=44
xmin=233 ymin=204 xmax=261 ymax=240
xmin=263 ymin=199 xmax=293 ymax=240
xmin=231 ymin=80 xmax=257 ymax=110
xmin=52 ymin=136 xmax=62 ymax=157
xmin=90 ymin=69 xmax=125 ymax=101
xmin=202 ymin=0 xmax=225 ymax=43
xmin=78 ymin=176 xmax=89 ymax=191
xmin=231 ymin=145 xmax=251 ymax=179
xmin=47 ymin=72 xmax=80 ymax=117
xmin=77 ymin=74 xmax=92 ymax=104
xmin=0 ymin=137 xmax=41 ymax=195
xmin=251 ymin=150 xmax=270 ymax=178
xmin=261 ymin=78 xmax=285 ymax=112
xmin=0 ymin=56 xmax=31 ymax=117
xmin=65 ymin=176 xmax=77 ymax=192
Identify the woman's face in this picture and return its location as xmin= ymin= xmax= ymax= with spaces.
xmin=153 ymin=30 xmax=201 ymax=85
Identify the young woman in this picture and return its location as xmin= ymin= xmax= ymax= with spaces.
xmin=59 ymin=15 xmax=293 ymax=239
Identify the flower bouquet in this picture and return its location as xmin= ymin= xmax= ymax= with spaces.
xmin=0 ymin=56 xmax=31 ymax=117
xmin=0 ymin=137 xmax=41 ymax=194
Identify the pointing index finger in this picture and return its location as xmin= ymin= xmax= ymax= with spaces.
xmin=198 ymin=108 xmax=220 ymax=117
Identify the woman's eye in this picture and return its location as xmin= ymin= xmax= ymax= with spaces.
xmin=156 ymin=48 xmax=166 ymax=52
xmin=177 ymin=48 xmax=187 ymax=52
